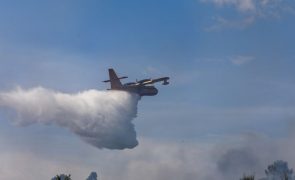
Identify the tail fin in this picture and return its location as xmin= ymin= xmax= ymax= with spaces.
xmin=108 ymin=69 xmax=123 ymax=89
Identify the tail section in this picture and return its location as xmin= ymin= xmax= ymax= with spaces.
xmin=109 ymin=69 xmax=122 ymax=89
xmin=103 ymin=69 xmax=127 ymax=89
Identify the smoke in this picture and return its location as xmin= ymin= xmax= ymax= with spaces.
xmin=217 ymin=147 xmax=260 ymax=179
xmin=211 ymin=134 xmax=295 ymax=180
xmin=0 ymin=87 xmax=140 ymax=150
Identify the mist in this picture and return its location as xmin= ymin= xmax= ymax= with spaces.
xmin=0 ymin=87 xmax=140 ymax=150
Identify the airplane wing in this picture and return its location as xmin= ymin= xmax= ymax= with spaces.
xmin=140 ymin=77 xmax=170 ymax=85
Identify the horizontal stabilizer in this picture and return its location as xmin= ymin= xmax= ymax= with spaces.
xmin=103 ymin=76 xmax=128 ymax=83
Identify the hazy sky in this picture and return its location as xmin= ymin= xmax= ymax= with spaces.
xmin=0 ymin=1 xmax=295 ymax=179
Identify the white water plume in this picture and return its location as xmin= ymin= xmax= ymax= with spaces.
xmin=0 ymin=87 xmax=140 ymax=150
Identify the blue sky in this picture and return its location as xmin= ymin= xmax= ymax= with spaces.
xmin=0 ymin=0 xmax=295 ymax=179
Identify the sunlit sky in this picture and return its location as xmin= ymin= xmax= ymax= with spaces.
xmin=0 ymin=1 xmax=295 ymax=180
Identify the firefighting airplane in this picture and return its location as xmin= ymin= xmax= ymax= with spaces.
xmin=103 ymin=68 xmax=169 ymax=96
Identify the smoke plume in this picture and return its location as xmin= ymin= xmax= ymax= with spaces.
xmin=0 ymin=87 xmax=140 ymax=150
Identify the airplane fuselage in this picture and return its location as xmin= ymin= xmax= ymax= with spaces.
xmin=119 ymin=84 xmax=158 ymax=96
xmin=103 ymin=68 xmax=168 ymax=97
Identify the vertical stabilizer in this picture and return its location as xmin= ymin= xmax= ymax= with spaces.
xmin=109 ymin=69 xmax=123 ymax=89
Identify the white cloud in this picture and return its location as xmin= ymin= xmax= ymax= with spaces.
xmin=0 ymin=151 xmax=94 ymax=180
xmin=230 ymin=55 xmax=255 ymax=65
xmin=194 ymin=55 xmax=255 ymax=66
xmin=201 ymin=0 xmax=256 ymax=12
xmin=143 ymin=66 xmax=161 ymax=76
xmin=2 ymin=135 xmax=295 ymax=180
xmin=201 ymin=0 xmax=295 ymax=29
xmin=205 ymin=16 xmax=255 ymax=31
